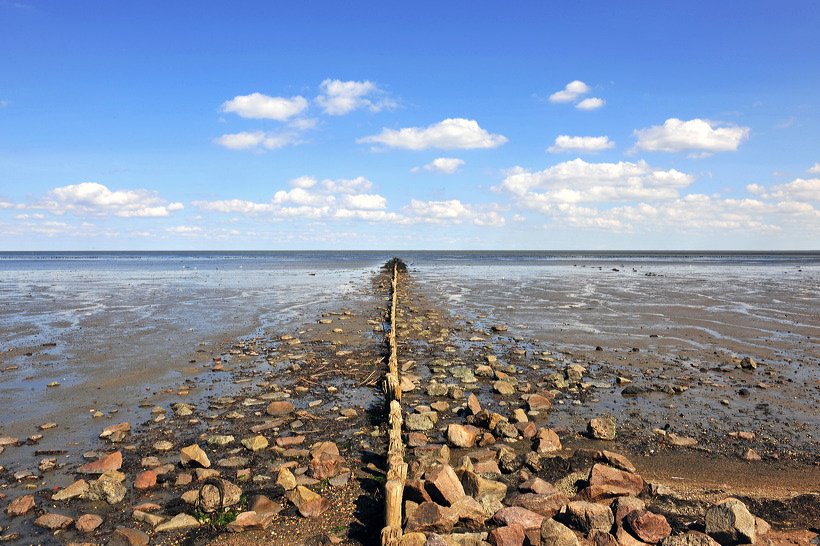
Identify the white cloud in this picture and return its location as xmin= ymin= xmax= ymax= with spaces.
xmin=402 ymin=199 xmax=506 ymax=227
xmin=191 ymin=199 xmax=277 ymax=216
xmin=221 ymin=92 xmax=308 ymax=120
xmin=272 ymin=187 xmax=335 ymax=207
xmin=807 ymin=162 xmax=820 ymax=174
xmin=213 ymin=131 xmax=264 ymax=150
xmin=497 ymin=159 xmax=693 ymax=200
xmin=339 ymin=194 xmax=387 ymax=210
xmin=358 ymin=118 xmax=508 ymax=150
xmin=213 ymin=130 xmax=303 ymax=151
xmin=632 ymin=118 xmax=750 ymax=155
xmin=40 ymin=182 xmax=183 ymax=218
xmin=549 ymin=80 xmax=590 ymax=103
xmin=547 ymin=135 xmax=615 ymax=154
xmin=576 ymin=97 xmax=605 ymax=110
xmin=746 ymin=178 xmax=820 ymax=202
xmin=316 ymin=79 xmax=395 ymax=115
xmin=411 ymin=157 xmax=466 ymax=174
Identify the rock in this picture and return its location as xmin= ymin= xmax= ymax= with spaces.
xmin=77 ymin=450 xmax=122 ymax=474
xmin=298 ymin=496 xmax=331 ymax=518
xmin=108 ymin=526 xmax=150 ymax=546
xmin=308 ymin=452 xmax=345 ymax=479
xmin=0 ymin=437 xmax=19 ymax=446
xmin=155 ymin=513 xmax=201 ymax=532
xmin=276 ymin=435 xmax=306 ymax=447
xmin=461 ymin=469 xmax=507 ymax=503
xmin=665 ymin=433 xmax=698 ymax=447
xmin=589 ymin=530 xmax=619 ymax=546
xmin=558 ymin=501 xmax=615 ymax=533
xmin=541 ymin=517 xmax=580 ymax=546
xmin=600 ymin=450 xmax=638 ymax=473
xmin=493 ymin=506 xmax=545 ymax=530
xmin=266 ymin=400 xmax=295 ymax=416
xmin=425 ymin=464 xmax=466 ymax=506
xmin=742 ymin=448 xmax=761 ymax=461
xmin=488 ymin=523 xmax=525 ymax=546
xmin=76 ymin=513 xmax=104 ymax=533
xmin=740 ymin=357 xmax=757 ymax=370
xmin=494 ymin=381 xmax=516 ymax=395
xmin=588 ymin=416 xmax=617 ymax=440
xmin=512 ymin=492 xmax=569 ymax=519
xmin=5 ymin=494 xmax=36 ymax=515
xmin=535 ymin=428 xmax=562 ymax=453
xmin=588 ymin=464 xmax=644 ymax=497
xmin=406 ymin=413 xmax=435 ymax=431
xmin=520 ymin=478 xmax=557 ymax=495
xmin=134 ymin=470 xmax=157 ymax=490
xmin=287 ymin=485 xmax=320 ymax=508
xmin=405 ymin=501 xmax=459 ymax=534
xmin=51 ymin=481 xmax=87 ymax=504
xmin=447 ymin=424 xmax=477 ymax=448
xmin=218 ymin=456 xmax=250 ymax=468
xmin=527 ymin=394 xmax=553 ymax=411
xmin=624 ymin=510 xmax=672 ymax=543
xmin=660 ymin=531 xmax=721 ymax=546
xmin=153 ymin=440 xmax=174 ymax=451
xmin=84 ymin=475 xmax=127 ymax=504
xmin=195 ymin=467 xmax=221 ymax=481
xmin=612 ymin=496 xmax=647 ymax=524
xmin=227 ymin=510 xmax=273 ymax=531
xmin=249 ymin=495 xmax=283 ymax=518
xmin=207 ymin=435 xmax=235 ymax=446
xmin=277 ymin=467 xmax=298 ymax=490
xmin=195 ymin=479 xmax=243 ymax=511
xmin=133 ymin=509 xmax=166 ymax=527
xmin=100 ymin=422 xmax=131 ymax=442
xmin=704 ymin=498 xmax=756 ymax=545
xmin=467 ymin=393 xmax=482 ymax=415
xmin=452 ymin=496 xmax=488 ymax=529
xmin=180 ymin=444 xmax=211 ymax=468
xmin=34 ymin=512 xmax=74 ymax=530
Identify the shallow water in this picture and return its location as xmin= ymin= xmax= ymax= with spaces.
xmin=0 ymin=252 xmax=390 ymax=439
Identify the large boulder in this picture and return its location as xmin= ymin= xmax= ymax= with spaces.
xmin=704 ymin=498 xmax=757 ymax=545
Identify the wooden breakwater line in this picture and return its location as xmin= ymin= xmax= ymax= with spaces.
xmin=381 ymin=258 xmax=408 ymax=545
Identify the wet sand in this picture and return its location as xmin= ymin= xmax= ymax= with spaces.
xmin=0 ymin=254 xmax=818 ymax=544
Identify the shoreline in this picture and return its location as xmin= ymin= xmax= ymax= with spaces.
xmin=0 ymin=259 xmax=817 ymax=544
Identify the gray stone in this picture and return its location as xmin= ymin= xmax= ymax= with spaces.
xmin=704 ymin=498 xmax=756 ymax=545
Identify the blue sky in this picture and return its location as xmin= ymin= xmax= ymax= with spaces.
xmin=1 ymin=1 xmax=818 ymax=250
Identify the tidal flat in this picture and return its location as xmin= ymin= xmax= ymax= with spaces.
xmin=0 ymin=252 xmax=817 ymax=544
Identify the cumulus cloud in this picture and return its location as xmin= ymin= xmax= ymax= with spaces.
xmin=316 ymin=79 xmax=395 ymax=115
xmin=193 ymin=175 xmax=395 ymax=222
xmin=358 ymin=118 xmax=508 ymax=150
xmin=746 ymin=178 xmax=820 ymax=202
xmin=411 ymin=158 xmax=466 ymax=174
xmin=576 ymin=97 xmax=605 ymax=110
xmin=547 ymin=135 xmax=615 ymax=154
xmin=808 ymin=162 xmax=820 ymax=174
xmin=632 ymin=118 xmax=750 ymax=156
xmin=290 ymin=176 xmax=374 ymax=194
xmin=213 ymin=130 xmax=303 ymax=151
xmin=221 ymin=93 xmax=308 ymax=120
xmin=549 ymin=80 xmax=590 ymax=103
xmin=402 ymin=199 xmax=506 ymax=227
xmin=39 ymin=182 xmax=183 ymax=218
xmin=497 ymin=159 xmax=693 ymax=200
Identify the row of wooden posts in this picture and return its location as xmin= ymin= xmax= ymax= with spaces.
xmin=381 ymin=262 xmax=408 ymax=545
